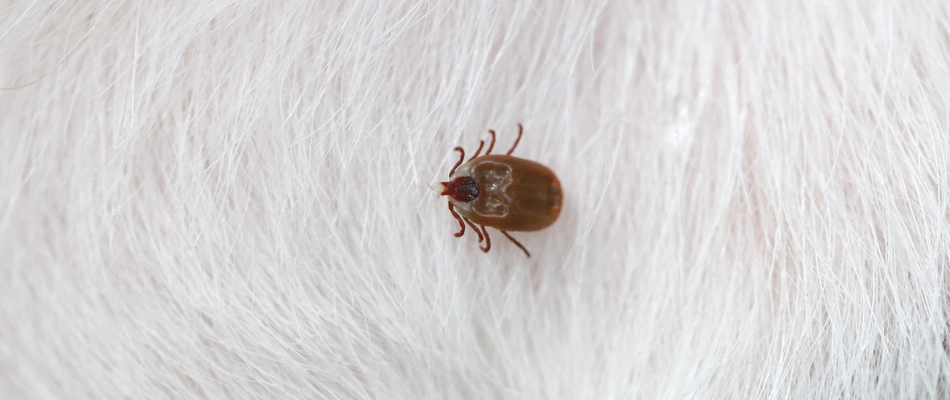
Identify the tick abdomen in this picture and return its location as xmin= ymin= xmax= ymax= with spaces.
xmin=453 ymin=155 xmax=562 ymax=232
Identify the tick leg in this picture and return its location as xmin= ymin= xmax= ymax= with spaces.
xmin=479 ymin=225 xmax=491 ymax=253
xmin=463 ymin=217 xmax=483 ymax=242
xmin=501 ymin=231 xmax=531 ymax=258
xmin=468 ymin=140 xmax=485 ymax=161
xmin=506 ymin=123 xmax=523 ymax=155
xmin=485 ymin=130 xmax=496 ymax=155
xmin=448 ymin=202 xmax=465 ymax=237
xmin=450 ymin=147 xmax=465 ymax=176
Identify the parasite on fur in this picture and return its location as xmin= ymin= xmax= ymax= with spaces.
xmin=434 ymin=123 xmax=562 ymax=258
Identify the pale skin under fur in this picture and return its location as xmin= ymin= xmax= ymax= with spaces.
xmin=1 ymin=1 xmax=949 ymax=399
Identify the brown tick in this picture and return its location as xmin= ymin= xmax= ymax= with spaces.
xmin=433 ymin=123 xmax=562 ymax=258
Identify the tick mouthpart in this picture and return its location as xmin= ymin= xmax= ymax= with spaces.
xmin=439 ymin=176 xmax=479 ymax=202
xmin=428 ymin=182 xmax=446 ymax=194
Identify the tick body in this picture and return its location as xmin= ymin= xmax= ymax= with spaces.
xmin=436 ymin=124 xmax=562 ymax=257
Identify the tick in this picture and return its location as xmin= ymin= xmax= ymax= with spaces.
xmin=434 ymin=123 xmax=562 ymax=257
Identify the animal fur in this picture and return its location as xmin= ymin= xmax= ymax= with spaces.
xmin=1 ymin=1 xmax=949 ymax=398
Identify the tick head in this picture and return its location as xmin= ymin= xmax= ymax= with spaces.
xmin=437 ymin=176 xmax=479 ymax=202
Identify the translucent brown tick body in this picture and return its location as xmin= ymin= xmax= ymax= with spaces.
xmin=435 ymin=124 xmax=562 ymax=257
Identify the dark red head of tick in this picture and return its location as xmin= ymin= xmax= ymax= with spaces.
xmin=440 ymin=176 xmax=479 ymax=202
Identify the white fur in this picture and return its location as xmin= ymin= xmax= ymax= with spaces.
xmin=2 ymin=1 xmax=949 ymax=398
